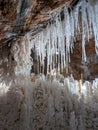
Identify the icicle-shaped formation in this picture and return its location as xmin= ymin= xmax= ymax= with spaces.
xmin=31 ymin=0 xmax=98 ymax=74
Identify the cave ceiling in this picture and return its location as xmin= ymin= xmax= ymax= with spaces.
xmin=0 ymin=0 xmax=78 ymax=47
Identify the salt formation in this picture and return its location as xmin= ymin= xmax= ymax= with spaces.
xmin=30 ymin=0 xmax=98 ymax=73
xmin=0 ymin=76 xmax=98 ymax=130
xmin=11 ymin=34 xmax=33 ymax=77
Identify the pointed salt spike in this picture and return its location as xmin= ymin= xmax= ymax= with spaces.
xmin=81 ymin=1 xmax=89 ymax=40
xmin=81 ymin=1 xmax=89 ymax=62
xmin=73 ymin=1 xmax=82 ymax=35
xmin=82 ymin=36 xmax=87 ymax=62
xmin=70 ymin=11 xmax=75 ymax=38
xmin=64 ymin=6 xmax=71 ymax=66
xmin=86 ymin=2 xmax=93 ymax=38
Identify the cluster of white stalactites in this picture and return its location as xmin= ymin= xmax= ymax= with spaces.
xmin=29 ymin=0 xmax=98 ymax=73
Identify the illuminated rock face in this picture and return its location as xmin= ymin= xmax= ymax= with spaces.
xmin=0 ymin=77 xmax=98 ymax=130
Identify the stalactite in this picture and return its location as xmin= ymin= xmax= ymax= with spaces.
xmin=30 ymin=0 xmax=98 ymax=74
